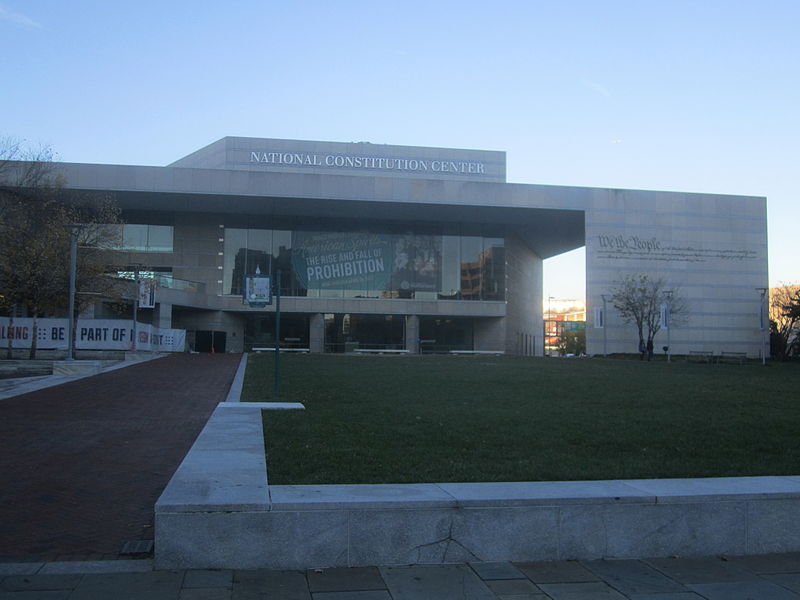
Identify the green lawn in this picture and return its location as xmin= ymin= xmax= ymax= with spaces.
xmin=242 ymin=353 xmax=800 ymax=485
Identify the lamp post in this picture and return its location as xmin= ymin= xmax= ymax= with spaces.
xmin=600 ymin=294 xmax=608 ymax=357
xmin=546 ymin=296 xmax=555 ymax=356
xmin=663 ymin=290 xmax=673 ymax=362
xmin=131 ymin=264 xmax=141 ymax=352
xmin=66 ymin=225 xmax=81 ymax=361
xmin=274 ymin=268 xmax=281 ymax=401
xmin=756 ymin=287 xmax=768 ymax=365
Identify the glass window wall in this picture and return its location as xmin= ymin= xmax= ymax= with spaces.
xmin=115 ymin=224 xmax=174 ymax=252
xmin=419 ymin=317 xmax=474 ymax=353
xmin=222 ymin=223 xmax=505 ymax=301
xmin=324 ymin=313 xmax=405 ymax=352
xmin=243 ymin=314 xmax=310 ymax=350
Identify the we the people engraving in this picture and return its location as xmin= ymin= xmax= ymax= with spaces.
xmin=596 ymin=234 xmax=757 ymax=263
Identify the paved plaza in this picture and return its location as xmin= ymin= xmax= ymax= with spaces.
xmin=4 ymin=553 xmax=800 ymax=598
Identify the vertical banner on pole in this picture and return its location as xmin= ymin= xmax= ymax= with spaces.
xmin=138 ymin=279 xmax=156 ymax=309
xmin=594 ymin=307 xmax=604 ymax=328
xmin=660 ymin=303 xmax=670 ymax=330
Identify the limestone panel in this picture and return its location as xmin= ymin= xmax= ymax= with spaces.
xmin=586 ymin=189 xmax=767 ymax=357
xmin=309 ymin=313 xmax=324 ymax=353
xmin=405 ymin=315 xmax=420 ymax=354
xmin=504 ymin=233 xmax=542 ymax=355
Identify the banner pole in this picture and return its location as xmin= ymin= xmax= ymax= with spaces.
xmin=274 ymin=269 xmax=281 ymax=401
xmin=67 ymin=226 xmax=79 ymax=360
xmin=132 ymin=266 xmax=140 ymax=352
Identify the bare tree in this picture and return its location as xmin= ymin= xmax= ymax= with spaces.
xmin=0 ymin=139 xmax=121 ymax=358
xmin=770 ymin=283 xmax=800 ymax=361
xmin=609 ymin=274 xmax=689 ymax=351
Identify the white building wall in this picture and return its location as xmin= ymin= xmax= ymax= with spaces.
xmin=585 ymin=189 xmax=768 ymax=357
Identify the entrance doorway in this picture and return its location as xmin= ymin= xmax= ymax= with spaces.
xmin=195 ymin=330 xmax=227 ymax=353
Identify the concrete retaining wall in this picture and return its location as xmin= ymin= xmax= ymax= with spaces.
xmin=155 ymin=405 xmax=800 ymax=570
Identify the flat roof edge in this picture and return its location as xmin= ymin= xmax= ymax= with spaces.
xmin=42 ymin=161 xmax=766 ymax=203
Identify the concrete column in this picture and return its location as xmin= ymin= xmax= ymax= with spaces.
xmin=474 ymin=317 xmax=505 ymax=352
xmin=153 ymin=302 xmax=173 ymax=329
xmin=502 ymin=233 xmax=543 ymax=356
xmin=309 ymin=313 xmax=325 ymax=353
xmin=405 ymin=315 xmax=420 ymax=354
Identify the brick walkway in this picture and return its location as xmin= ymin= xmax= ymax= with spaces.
xmin=0 ymin=353 xmax=241 ymax=562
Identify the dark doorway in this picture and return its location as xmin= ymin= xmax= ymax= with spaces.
xmin=195 ymin=330 xmax=227 ymax=353
xmin=419 ymin=318 xmax=473 ymax=353
xmin=212 ymin=331 xmax=227 ymax=353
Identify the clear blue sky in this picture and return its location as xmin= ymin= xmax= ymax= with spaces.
xmin=2 ymin=1 xmax=797 ymax=299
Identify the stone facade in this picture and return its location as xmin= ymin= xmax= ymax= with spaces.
xmin=27 ymin=136 xmax=766 ymax=356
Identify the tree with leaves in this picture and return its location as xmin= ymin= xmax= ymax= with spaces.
xmin=787 ymin=290 xmax=800 ymax=358
xmin=0 ymin=139 xmax=122 ymax=358
xmin=770 ymin=284 xmax=800 ymax=361
xmin=556 ymin=328 xmax=586 ymax=356
xmin=609 ymin=274 xmax=688 ymax=352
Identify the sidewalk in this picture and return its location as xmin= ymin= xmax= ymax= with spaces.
xmin=3 ymin=553 xmax=800 ymax=599
xmin=0 ymin=353 xmax=242 ymax=561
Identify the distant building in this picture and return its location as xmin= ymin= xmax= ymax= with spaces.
xmin=543 ymin=299 xmax=586 ymax=353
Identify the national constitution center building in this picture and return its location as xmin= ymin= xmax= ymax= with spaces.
xmin=55 ymin=137 xmax=768 ymax=356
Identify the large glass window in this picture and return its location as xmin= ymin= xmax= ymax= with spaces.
xmin=481 ymin=237 xmax=505 ymax=301
xmin=122 ymin=225 xmax=147 ymax=251
xmin=145 ymin=225 xmax=173 ymax=252
xmin=246 ymin=229 xmax=272 ymax=276
xmin=117 ymin=224 xmax=173 ymax=252
xmin=419 ymin=317 xmax=474 ymax=352
xmin=273 ymin=230 xmax=305 ymax=297
xmin=439 ymin=235 xmax=460 ymax=300
xmin=459 ymin=236 xmax=484 ymax=300
xmin=222 ymin=223 xmax=505 ymax=301
xmin=243 ymin=314 xmax=309 ymax=350
xmin=223 ymin=228 xmax=248 ymax=295
xmin=324 ymin=313 xmax=405 ymax=352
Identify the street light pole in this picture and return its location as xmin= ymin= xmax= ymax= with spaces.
xmin=547 ymin=296 xmax=554 ymax=356
xmin=756 ymin=287 xmax=768 ymax=365
xmin=601 ymin=294 xmax=608 ymax=357
xmin=66 ymin=226 xmax=80 ymax=361
xmin=663 ymin=290 xmax=673 ymax=362
xmin=132 ymin=265 xmax=141 ymax=352
xmin=274 ymin=268 xmax=281 ymax=401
